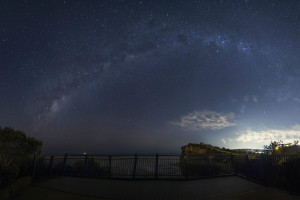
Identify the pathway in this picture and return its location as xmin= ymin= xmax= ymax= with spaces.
xmin=21 ymin=176 xmax=300 ymax=200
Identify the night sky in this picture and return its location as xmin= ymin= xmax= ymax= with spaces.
xmin=1 ymin=0 xmax=300 ymax=153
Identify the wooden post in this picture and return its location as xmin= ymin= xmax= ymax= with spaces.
xmin=63 ymin=153 xmax=68 ymax=174
xmin=84 ymin=155 xmax=88 ymax=176
xmin=108 ymin=155 xmax=112 ymax=179
xmin=155 ymin=153 xmax=159 ymax=179
xmin=48 ymin=155 xmax=54 ymax=176
xmin=132 ymin=154 xmax=138 ymax=179
xmin=31 ymin=153 xmax=37 ymax=177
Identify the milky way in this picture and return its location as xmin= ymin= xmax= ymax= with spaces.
xmin=1 ymin=0 xmax=300 ymax=153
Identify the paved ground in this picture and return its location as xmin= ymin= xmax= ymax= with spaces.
xmin=20 ymin=176 xmax=300 ymax=200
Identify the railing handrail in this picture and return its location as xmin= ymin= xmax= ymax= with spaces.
xmin=39 ymin=153 xmax=255 ymax=157
xmin=31 ymin=153 xmax=300 ymax=193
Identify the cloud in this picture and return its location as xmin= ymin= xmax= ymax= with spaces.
xmin=243 ymin=95 xmax=258 ymax=103
xmin=234 ymin=125 xmax=300 ymax=144
xmin=294 ymin=98 xmax=300 ymax=102
xmin=222 ymin=138 xmax=226 ymax=144
xmin=252 ymin=95 xmax=258 ymax=103
xmin=169 ymin=110 xmax=236 ymax=131
xmin=240 ymin=105 xmax=246 ymax=114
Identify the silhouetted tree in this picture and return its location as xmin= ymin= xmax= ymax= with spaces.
xmin=264 ymin=140 xmax=300 ymax=155
xmin=0 ymin=127 xmax=42 ymax=187
xmin=264 ymin=140 xmax=283 ymax=154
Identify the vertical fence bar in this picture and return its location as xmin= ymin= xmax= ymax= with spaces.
xmin=184 ymin=155 xmax=188 ymax=180
xmin=32 ymin=153 xmax=298 ymax=181
xmin=231 ymin=154 xmax=237 ymax=174
xmin=84 ymin=155 xmax=88 ymax=176
xmin=108 ymin=155 xmax=112 ymax=179
xmin=132 ymin=154 xmax=138 ymax=179
xmin=259 ymin=154 xmax=265 ymax=184
xmin=31 ymin=153 xmax=37 ymax=177
xmin=48 ymin=155 xmax=54 ymax=176
xmin=245 ymin=154 xmax=249 ymax=176
xmin=230 ymin=154 xmax=233 ymax=173
xmin=208 ymin=155 xmax=212 ymax=176
xmin=155 ymin=153 xmax=159 ymax=179
xmin=63 ymin=153 xmax=68 ymax=174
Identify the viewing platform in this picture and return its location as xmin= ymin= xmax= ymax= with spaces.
xmin=17 ymin=176 xmax=300 ymax=200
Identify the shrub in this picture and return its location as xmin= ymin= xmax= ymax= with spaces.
xmin=0 ymin=127 xmax=42 ymax=188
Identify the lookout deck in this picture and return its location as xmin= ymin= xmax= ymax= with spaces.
xmin=18 ymin=176 xmax=300 ymax=200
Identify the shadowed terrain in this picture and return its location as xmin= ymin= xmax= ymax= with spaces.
xmin=15 ymin=176 xmax=300 ymax=200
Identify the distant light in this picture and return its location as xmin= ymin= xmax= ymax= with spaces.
xmin=275 ymin=146 xmax=279 ymax=150
xmin=83 ymin=152 xmax=86 ymax=155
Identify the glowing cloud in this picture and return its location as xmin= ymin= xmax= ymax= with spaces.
xmin=243 ymin=95 xmax=258 ymax=103
xmin=222 ymin=138 xmax=226 ymax=144
xmin=234 ymin=125 xmax=300 ymax=144
xmin=169 ymin=110 xmax=236 ymax=131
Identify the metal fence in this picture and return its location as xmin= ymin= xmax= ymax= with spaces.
xmin=31 ymin=154 xmax=300 ymax=192
xmin=234 ymin=154 xmax=300 ymax=192
xmin=32 ymin=154 xmax=235 ymax=180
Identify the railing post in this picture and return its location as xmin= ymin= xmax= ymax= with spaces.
xmin=84 ymin=155 xmax=88 ymax=176
xmin=48 ymin=155 xmax=54 ymax=176
xmin=207 ymin=155 xmax=211 ymax=175
xmin=245 ymin=154 xmax=249 ymax=176
xmin=155 ymin=153 xmax=159 ymax=179
xmin=132 ymin=154 xmax=138 ymax=179
xmin=63 ymin=153 xmax=68 ymax=174
xmin=231 ymin=154 xmax=237 ymax=174
xmin=184 ymin=155 xmax=188 ymax=180
xmin=259 ymin=154 xmax=266 ymax=184
xmin=31 ymin=152 xmax=37 ymax=177
xmin=108 ymin=155 xmax=112 ymax=179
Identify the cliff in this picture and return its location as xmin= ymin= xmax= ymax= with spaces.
xmin=181 ymin=143 xmax=232 ymax=155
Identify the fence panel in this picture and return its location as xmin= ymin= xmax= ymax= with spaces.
xmin=135 ymin=155 xmax=156 ymax=178
xmin=184 ymin=154 xmax=234 ymax=178
xmin=32 ymin=153 xmax=300 ymax=192
xmin=33 ymin=154 xmax=236 ymax=179
xmin=111 ymin=155 xmax=135 ymax=178
xmin=158 ymin=155 xmax=183 ymax=178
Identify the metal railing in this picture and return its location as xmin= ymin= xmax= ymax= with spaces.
xmin=234 ymin=154 xmax=300 ymax=192
xmin=31 ymin=153 xmax=300 ymax=192
xmin=32 ymin=154 xmax=234 ymax=180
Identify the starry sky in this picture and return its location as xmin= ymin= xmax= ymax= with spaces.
xmin=1 ymin=0 xmax=300 ymax=153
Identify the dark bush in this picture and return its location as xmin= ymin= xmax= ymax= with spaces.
xmin=0 ymin=127 xmax=42 ymax=187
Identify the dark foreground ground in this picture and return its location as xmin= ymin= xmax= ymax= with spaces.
xmin=15 ymin=176 xmax=300 ymax=200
